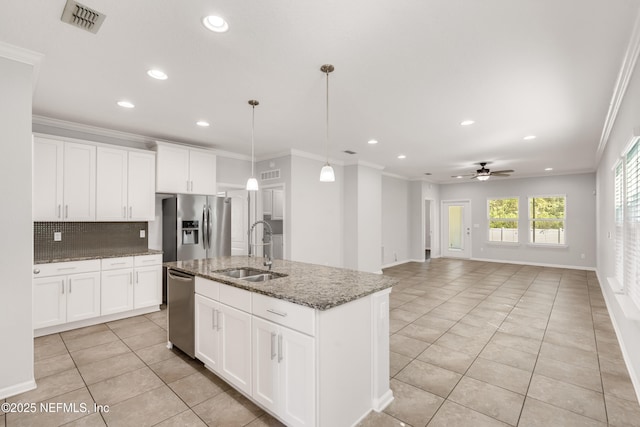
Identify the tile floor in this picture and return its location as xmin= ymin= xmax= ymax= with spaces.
xmin=2 ymin=258 xmax=639 ymax=426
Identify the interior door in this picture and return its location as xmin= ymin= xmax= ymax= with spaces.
xmin=442 ymin=201 xmax=471 ymax=258
xmin=227 ymin=190 xmax=249 ymax=256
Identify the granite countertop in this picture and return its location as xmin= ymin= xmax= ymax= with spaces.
xmin=165 ymin=256 xmax=397 ymax=311
xmin=35 ymin=249 xmax=164 ymax=264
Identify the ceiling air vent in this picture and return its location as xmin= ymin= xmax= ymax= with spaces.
xmin=261 ymin=169 xmax=281 ymax=181
xmin=60 ymin=0 xmax=106 ymax=34
xmin=343 ymin=150 xmax=357 ymax=155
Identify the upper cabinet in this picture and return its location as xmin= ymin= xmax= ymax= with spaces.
xmin=33 ymin=135 xmax=156 ymax=222
xmin=155 ymin=142 xmax=216 ymax=195
xmin=262 ymin=189 xmax=284 ymax=220
xmin=96 ymin=147 xmax=155 ymax=221
xmin=33 ymin=137 xmax=96 ymax=221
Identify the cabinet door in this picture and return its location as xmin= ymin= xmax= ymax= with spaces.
xmin=279 ymin=327 xmax=316 ymax=427
xmin=262 ymin=190 xmax=273 ymax=215
xmin=219 ymin=303 xmax=252 ymax=395
xmin=134 ymin=265 xmax=161 ymax=308
xmin=63 ymin=142 xmax=96 ymax=221
xmin=156 ymin=144 xmax=189 ymax=193
xmin=252 ymin=317 xmax=279 ymax=413
xmin=272 ymin=190 xmax=284 ymax=220
xmin=128 ymin=151 xmax=156 ymax=220
xmin=66 ymin=272 xmax=101 ymax=322
xmin=195 ymin=294 xmax=220 ymax=370
xmin=189 ymin=150 xmax=216 ymax=195
xmin=33 ymin=276 xmax=66 ymax=328
xmin=96 ymin=147 xmax=128 ymax=221
xmin=100 ymin=269 xmax=134 ymax=315
xmin=33 ymin=137 xmax=64 ymax=221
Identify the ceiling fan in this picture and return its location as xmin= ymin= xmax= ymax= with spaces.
xmin=452 ymin=162 xmax=514 ymax=181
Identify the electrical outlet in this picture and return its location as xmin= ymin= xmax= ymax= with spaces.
xmin=54 ymin=232 xmax=62 ymax=242
xmin=139 ymin=230 xmax=146 ymax=238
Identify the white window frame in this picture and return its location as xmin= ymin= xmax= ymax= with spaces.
xmin=613 ymin=159 xmax=624 ymax=292
xmin=487 ymin=197 xmax=519 ymax=244
xmin=527 ymin=194 xmax=567 ymax=246
xmin=623 ymin=137 xmax=640 ymax=311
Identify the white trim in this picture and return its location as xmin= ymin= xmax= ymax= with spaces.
xmin=381 ymin=260 xmax=410 ymax=269
xmin=470 ymin=257 xmax=595 ymax=271
xmin=0 ymin=379 xmax=37 ymax=400
xmin=288 ymin=148 xmax=345 ymax=166
xmin=526 ymin=243 xmax=569 ymax=249
xmin=382 ymin=171 xmax=410 ymax=180
xmin=486 ymin=242 xmax=521 ymax=247
xmin=597 ymin=9 xmax=640 ymax=161
xmin=596 ymin=270 xmax=640 ymax=404
xmin=343 ymin=159 xmax=385 ymax=170
xmin=371 ymin=389 xmax=394 ymax=412
xmin=0 ymin=41 xmax=43 ymax=94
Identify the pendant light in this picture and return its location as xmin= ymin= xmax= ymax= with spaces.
xmin=319 ymin=64 xmax=336 ymax=182
xmin=246 ymin=99 xmax=259 ymax=191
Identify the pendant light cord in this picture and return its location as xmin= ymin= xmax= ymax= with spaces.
xmin=251 ymin=104 xmax=255 ymax=177
xmin=325 ymin=70 xmax=329 ymax=163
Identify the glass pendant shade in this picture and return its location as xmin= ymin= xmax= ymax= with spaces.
xmin=246 ymin=177 xmax=259 ymax=191
xmin=320 ymin=163 xmax=335 ymax=182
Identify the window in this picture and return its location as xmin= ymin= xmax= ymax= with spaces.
xmin=528 ymin=196 xmax=566 ymax=245
xmin=624 ymin=139 xmax=640 ymax=308
xmin=488 ymin=198 xmax=518 ymax=242
xmin=614 ymin=161 xmax=624 ymax=287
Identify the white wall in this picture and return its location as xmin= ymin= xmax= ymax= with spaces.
xmin=290 ymin=155 xmax=344 ymax=267
xmin=596 ymin=40 xmax=640 ymax=400
xmin=0 ymin=54 xmax=36 ymax=398
xmin=343 ymin=166 xmax=359 ymax=269
xmin=381 ymin=175 xmax=410 ymax=266
xmin=217 ymin=156 xmax=252 ymax=188
xmin=440 ymin=173 xmax=597 ymax=268
xmin=356 ymin=165 xmax=382 ymax=273
xmin=256 ymin=156 xmax=292 ymax=259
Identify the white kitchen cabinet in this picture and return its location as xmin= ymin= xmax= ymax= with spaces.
xmin=194 ymin=284 xmax=252 ymax=395
xmin=101 ymin=255 xmax=162 ymax=314
xmin=155 ymin=142 xmax=216 ymax=195
xmin=261 ymin=189 xmax=284 ymax=220
xmin=33 ymin=137 xmax=96 ymax=221
xmin=101 ymin=267 xmax=134 ymax=315
xmin=33 ymin=260 xmax=101 ymax=329
xmin=133 ymin=264 xmax=162 ymax=308
xmin=96 ymin=147 xmax=155 ymax=221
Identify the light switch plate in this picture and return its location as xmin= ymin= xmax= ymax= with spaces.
xmin=139 ymin=230 xmax=146 ymax=238
xmin=54 ymin=232 xmax=62 ymax=242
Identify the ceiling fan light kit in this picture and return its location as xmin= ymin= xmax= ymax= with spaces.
xmin=451 ymin=162 xmax=514 ymax=181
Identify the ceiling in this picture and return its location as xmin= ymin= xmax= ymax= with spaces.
xmin=1 ymin=0 xmax=639 ymax=183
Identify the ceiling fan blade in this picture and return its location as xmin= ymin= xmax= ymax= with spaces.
xmin=490 ymin=169 xmax=514 ymax=174
xmin=491 ymin=173 xmax=511 ymax=177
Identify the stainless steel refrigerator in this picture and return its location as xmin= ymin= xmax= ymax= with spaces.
xmin=162 ymin=195 xmax=232 ymax=262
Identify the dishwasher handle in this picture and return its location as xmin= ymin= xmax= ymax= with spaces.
xmin=167 ymin=270 xmax=194 ymax=281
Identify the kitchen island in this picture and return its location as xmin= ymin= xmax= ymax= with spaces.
xmin=165 ymin=256 xmax=396 ymax=427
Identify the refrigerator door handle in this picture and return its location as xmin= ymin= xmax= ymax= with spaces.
xmin=202 ymin=205 xmax=208 ymax=251
xmin=207 ymin=205 xmax=213 ymax=251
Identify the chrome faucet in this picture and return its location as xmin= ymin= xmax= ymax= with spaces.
xmin=249 ymin=220 xmax=273 ymax=270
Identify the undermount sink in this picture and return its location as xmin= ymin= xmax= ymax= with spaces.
xmin=214 ymin=267 xmax=287 ymax=282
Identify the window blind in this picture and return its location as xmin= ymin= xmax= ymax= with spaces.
xmin=615 ymin=162 xmax=624 ymax=287
xmin=625 ymin=140 xmax=640 ymax=309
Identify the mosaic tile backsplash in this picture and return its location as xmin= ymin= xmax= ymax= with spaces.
xmin=34 ymin=222 xmax=148 ymax=262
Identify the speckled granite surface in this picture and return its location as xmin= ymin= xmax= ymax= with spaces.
xmin=165 ymin=257 xmax=397 ymax=311
xmin=35 ymin=249 xmax=163 ymax=264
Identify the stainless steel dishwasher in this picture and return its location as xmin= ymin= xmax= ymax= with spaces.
xmin=167 ymin=268 xmax=195 ymax=358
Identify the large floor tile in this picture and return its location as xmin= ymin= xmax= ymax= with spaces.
xmin=70 ymin=340 xmax=131 ymax=366
xmin=448 ymin=376 xmax=525 ymax=425
xmin=466 ymin=358 xmax=532 ymax=395
xmin=62 ymin=329 xmax=120 ymax=352
xmin=518 ymin=397 xmax=606 ymax=427
xmin=77 ymin=351 xmax=145 ymax=385
xmin=478 ymin=342 xmax=537 ymax=372
xmin=5 ymin=387 xmax=96 ymax=427
xmin=102 ymin=386 xmax=188 ymax=426
xmin=383 ymin=378 xmax=444 ymax=427
xmin=356 ymin=411 xmax=410 ymax=427
xmin=153 ymin=410 xmax=207 ymax=427
xmin=8 ymin=368 xmax=85 ymax=404
xmin=389 ymin=334 xmax=430 ymax=358
xmin=88 ymin=366 xmax=164 ymax=406
xmin=605 ymin=393 xmax=640 ymax=427
xmin=534 ymin=356 xmax=602 ymax=392
xmin=396 ymin=323 xmax=443 ymax=343
xmin=34 ymin=352 xmax=76 ymax=380
xmin=168 ymin=371 xmax=227 ymax=407
xmin=601 ymin=371 xmax=639 ymax=402
xmin=417 ymin=343 xmax=475 ymax=374
xmin=192 ymin=389 xmax=263 ymax=426
xmin=395 ymin=360 xmax=462 ymax=398
xmin=427 ymin=400 xmax=509 ymax=427
xmin=389 ymin=351 xmax=412 ymax=377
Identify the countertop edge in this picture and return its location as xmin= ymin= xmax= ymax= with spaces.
xmin=35 ymin=249 xmax=164 ymax=265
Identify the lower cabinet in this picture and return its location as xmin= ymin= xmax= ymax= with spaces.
xmin=101 ymin=255 xmax=162 ymax=315
xmin=101 ymin=268 xmax=134 ymax=315
xmin=252 ymin=317 xmax=315 ymax=427
xmin=195 ymin=293 xmax=252 ymax=395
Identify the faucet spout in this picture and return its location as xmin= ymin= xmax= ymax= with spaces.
xmin=249 ymin=220 xmax=274 ymax=270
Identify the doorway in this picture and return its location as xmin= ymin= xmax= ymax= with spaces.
xmin=425 ymin=199 xmax=432 ymax=260
xmin=442 ymin=200 xmax=471 ymax=258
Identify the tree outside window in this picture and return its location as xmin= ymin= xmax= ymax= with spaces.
xmin=488 ymin=198 xmax=518 ymax=242
xmin=529 ymin=196 xmax=566 ymax=245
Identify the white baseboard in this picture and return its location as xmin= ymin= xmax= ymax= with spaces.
xmin=0 ymin=378 xmax=36 ymax=400
xmin=371 ymin=389 xmax=394 ymax=412
xmin=470 ymin=257 xmax=596 ymax=271
xmin=596 ymin=270 xmax=640 ymax=404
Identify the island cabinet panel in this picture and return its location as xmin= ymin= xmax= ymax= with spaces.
xmin=194 ymin=290 xmax=252 ymax=395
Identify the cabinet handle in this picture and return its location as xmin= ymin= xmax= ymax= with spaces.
xmin=111 ymin=262 xmax=127 ymax=266
xmin=278 ymin=334 xmax=283 ymax=363
xmin=130 ymin=272 xmax=133 ymax=285
xmin=61 ymin=279 xmax=64 ymax=294
xmin=69 ymin=279 xmax=72 ymax=293
xmin=212 ymin=309 xmax=216 ymax=330
xmin=58 ymin=205 xmax=61 ymax=219
xmin=270 ymin=332 xmax=277 ymax=360
xmin=190 ymin=181 xmax=194 ymax=192
xmin=65 ymin=205 xmax=69 ymax=219
xmin=57 ymin=267 xmax=76 ymax=271
xmin=129 ymin=206 xmax=133 ymax=218
xmin=216 ymin=310 xmax=221 ymax=331
xmin=123 ymin=206 xmax=127 ymax=218
xmin=186 ymin=180 xmax=190 ymax=192
xmin=267 ymin=309 xmax=288 ymax=317
xmin=136 ymin=272 xmax=139 ymax=283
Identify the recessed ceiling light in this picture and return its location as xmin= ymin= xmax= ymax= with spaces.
xmin=460 ymin=120 xmax=475 ymax=126
xmin=196 ymin=121 xmax=210 ymax=127
xmin=117 ymin=100 xmax=135 ymax=109
xmin=545 ymin=167 xmax=553 ymax=171
xmin=203 ymin=15 xmax=229 ymax=33
xmin=147 ymin=69 xmax=168 ymax=80
xmin=397 ymin=154 xmax=406 ymax=159
xmin=524 ymin=135 xmax=537 ymax=140
xmin=368 ymin=139 xmax=378 ymax=145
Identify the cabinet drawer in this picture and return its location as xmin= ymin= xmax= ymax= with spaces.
xmin=252 ymin=293 xmax=315 ymax=336
xmin=101 ymin=257 xmax=134 ymax=271
xmin=34 ymin=259 xmax=101 ymax=278
xmin=134 ymin=254 xmax=162 ymax=267
xmin=195 ymin=277 xmax=219 ymax=301
xmin=220 ymin=283 xmax=252 ymax=313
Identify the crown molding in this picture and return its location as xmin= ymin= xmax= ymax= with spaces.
xmin=0 ymin=41 xmax=44 ymax=94
xmin=288 ymin=149 xmax=345 ymax=166
xmin=343 ymin=160 xmax=385 ymax=170
xmin=382 ymin=171 xmax=410 ymax=180
xmin=597 ymin=8 xmax=640 ymax=161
